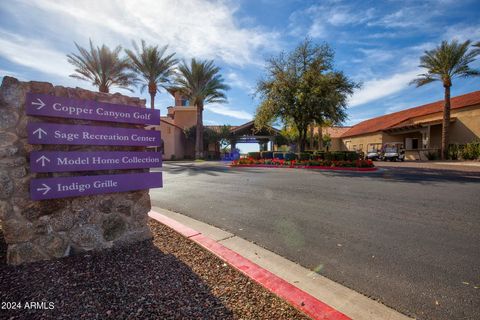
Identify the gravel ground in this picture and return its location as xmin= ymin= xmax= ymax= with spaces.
xmin=0 ymin=219 xmax=310 ymax=320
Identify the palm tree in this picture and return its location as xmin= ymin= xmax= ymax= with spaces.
xmin=410 ymin=40 xmax=480 ymax=160
xmin=174 ymin=59 xmax=229 ymax=159
xmin=125 ymin=40 xmax=177 ymax=109
xmin=67 ymin=40 xmax=137 ymax=93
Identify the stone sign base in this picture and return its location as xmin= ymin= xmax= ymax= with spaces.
xmin=0 ymin=77 xmax=153 ymax=265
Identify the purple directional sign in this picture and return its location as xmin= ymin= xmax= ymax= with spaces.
xmin=30 ymin=172 xmax=162 ymax=200
xmin=26 ymin=92 xmax=160 ymax=125
xmin=28 ymin=122 xmax=161 ymax=146
xmin=30 ymin=151 xmax=162 ymax=172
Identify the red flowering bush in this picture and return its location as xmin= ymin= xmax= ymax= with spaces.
xmin=232 ymin=157 xmax=374 ymax=169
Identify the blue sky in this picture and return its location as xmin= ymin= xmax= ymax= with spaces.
xmin=1 ymin=0 xmax=479 ymax=152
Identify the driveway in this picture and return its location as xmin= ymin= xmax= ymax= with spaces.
xmin=150 ymin=161 xmax=480 ymax=320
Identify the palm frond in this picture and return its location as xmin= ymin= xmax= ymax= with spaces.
xmin=66 ymin=39 xmax=137 ymax=93
xmin=411 ymin=39 xmax=480 ymax=87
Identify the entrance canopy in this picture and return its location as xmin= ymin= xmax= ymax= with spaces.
xmin=229 ymin=121 xmax=280 ymax=151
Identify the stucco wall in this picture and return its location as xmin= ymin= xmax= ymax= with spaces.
xmin=0 ymin=77 xmax=152 ymax=265
xmin=341 ymin=132 xmax=383 ymax=151
xmin=341 ymin=104 xmax=480 ymax=152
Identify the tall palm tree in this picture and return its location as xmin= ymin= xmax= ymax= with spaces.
xmin=67 ymin=40 xmax=137 ymax=93
xmin=125 ymin=40 xmax=177 ymax=109
xmin=174 ymin=59 xmax=229 ymax=159
xmin=410 ymin=40 xmax=480 ymax=160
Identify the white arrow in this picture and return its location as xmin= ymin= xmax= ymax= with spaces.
xmin=36 ymin=155 xmax=50 ymax=167
xmin=33 ymin=127 xmax=47 ymax=139
xmin=32 ymin=98 xmax=46 ymax=110
xmin=37 ymin=184 xmax=51 ymax=195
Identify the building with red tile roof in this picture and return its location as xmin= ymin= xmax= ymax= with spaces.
xmin=338 ymin=91 xmax=480 ymax=160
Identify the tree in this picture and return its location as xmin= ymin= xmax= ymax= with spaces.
xmin=410 ymin=40 xmax=480 ymax=159
xmin=125 ymin=40 xmax=177 ymax=109
xmin=67 ymin=39 xmax=137 ymax=93
xmin=174 ymin=59 xmax=229 ymax=159
xmin=184 ymin=125 xmax=231 ymax=153
xmin=254 ymin=39 xmax=359 ymax=152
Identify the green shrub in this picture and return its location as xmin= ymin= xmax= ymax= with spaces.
xmin=345 ymin=151 xmax=360 ymax=161
xmin=298 ymin=152 xmax=311 ymax=160
xmin=447 ymin=144 xmax=460 ymax=160
xmin=261 ymin=151 xmax=274 ymax=159
xmin=314 ymin=151 xmax=326 ymax=160
xmin=426 ymin=150 xmax=439 ymax=160
xmin=284 ymin=152 xmax=297 ymax=161
xmin=248 ymin=152 xmax=261 ymax=160
xmin=331 ymin=151 xmax=345 ymax=161
xmin=273 ymin=152 xmax=284 ymax=160
xmin=461 ymin=140 xmax=480 ymax=160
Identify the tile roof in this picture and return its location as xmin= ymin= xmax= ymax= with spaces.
xmin=342 ymin=90 xmax=480 ymax=138
xmin=322 ymin=126 xmax=351 ymax=138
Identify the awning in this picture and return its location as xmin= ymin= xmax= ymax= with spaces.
xmin=384 ymin=118 xmax=456 ymax=134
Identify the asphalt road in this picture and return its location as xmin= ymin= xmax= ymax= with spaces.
xmin=150 ymin=162 xmax=480 ymax=320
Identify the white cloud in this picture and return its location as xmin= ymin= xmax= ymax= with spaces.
xmin=444 ymin=24 xmax=480 ymax=42
xmin=204 ymin=119 xmax=220 ymax=125
xmin=205 ymin=103 xmax=252 ymax=120
xmin=348 ymin=69 xmax=419 ymax=107
xmin=289 ymin=4 xmax=375 ymax=39
xmin=226 ymin=72 xmax=255 ymax=93
xmin=0 ymin=30 xmax=72 ymax=78
xmin=7 ymin=0 xmax=279 ymax=67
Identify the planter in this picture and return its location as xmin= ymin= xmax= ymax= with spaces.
xmin=230 ymin=164 xmax=378 ymax=172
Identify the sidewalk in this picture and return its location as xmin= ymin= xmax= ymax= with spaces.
xmin=374 ymin=160 xmax=480 ymax=172
xmin=150 ymin=206 xmax=412 ymax=320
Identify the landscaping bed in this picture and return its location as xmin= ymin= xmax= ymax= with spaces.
xmin=231 ymin=158 xmax=376 ymax=171
xmin=0 ymin=220 xmax=310 ymax=320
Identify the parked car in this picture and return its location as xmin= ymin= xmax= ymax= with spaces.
xmin=381 ymin=143 xmax=405 ymax=161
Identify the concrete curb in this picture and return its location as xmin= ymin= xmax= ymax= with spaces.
xmin=149 ymin=210 xmax=351 ymax=320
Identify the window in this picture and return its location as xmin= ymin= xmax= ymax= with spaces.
xmin=181 ymin=99 xmax=189 ymax=106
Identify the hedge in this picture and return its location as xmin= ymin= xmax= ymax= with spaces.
xmin=261 ymin=151 xmax=274 ymax=159
xmin=248 ymin=152 xmax=261 ymax=160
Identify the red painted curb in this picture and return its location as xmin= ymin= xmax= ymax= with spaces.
xmin=148 ymin=210 xmax=351 ymax=320
xmin=230 ymin=164 xmax=378 ymax=172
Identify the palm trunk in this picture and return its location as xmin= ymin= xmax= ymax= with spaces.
xmin=149 ymin=83 xmax=157 ymax=110
xmin=441 ymin=85 xmax=451 ymax=160
xmin=99 ymin=84 xmax=109 ymax=93
xmin=195 ymin=102 xmax=204 ymax=159
xmin=150 ymin=92 xmax=155 ymax=110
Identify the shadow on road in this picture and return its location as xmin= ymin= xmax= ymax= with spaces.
xmin=307 ymin=167 xmax=480 ymax=184
xmin=162 ymin=162 xmax=240 ymax=177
